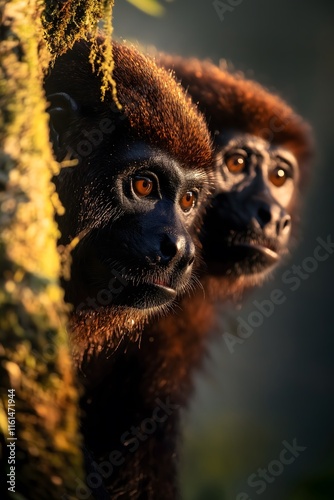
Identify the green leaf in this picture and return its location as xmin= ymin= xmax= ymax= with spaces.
xmin=125 ymin=0 xmax=165 ymax=17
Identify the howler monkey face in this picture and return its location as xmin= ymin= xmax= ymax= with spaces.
xmin=44 ymin=41 xmax=215 ymax=316
xmin=53 ymin=135 xmax=209 ymax=312
xmin=201 ymin=132 xmax=299 ymax=281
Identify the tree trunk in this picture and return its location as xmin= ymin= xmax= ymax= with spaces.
xmin=0 ymin=1 xmax=84 ymax=498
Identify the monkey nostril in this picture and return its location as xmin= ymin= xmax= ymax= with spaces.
xmin=275 ymin=214 xmax=291 ymax=237
xmin=257 ymin=207 xmax=271 ymax=226
xmin=281 ymin=214 xmax=291 ymax=232
xmin=160 ymin=235 xmax=178 ymax=263
xmin=159 ymin=234 xmax=195 ymax=268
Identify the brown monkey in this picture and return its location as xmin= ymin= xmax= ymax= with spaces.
xmin=44 ymin=41 xmax=213 ymax=365
xmin=44 ymin=40 xmax=214 ymax=499
xmin=150 ymin=54 xmax=313 ymax=355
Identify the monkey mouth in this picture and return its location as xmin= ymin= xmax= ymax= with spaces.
xmin=112 ymin=281 xmax=177 ymax=309
xmin=114 ymin=265 xmax=192 ymax=309
xmin=150 ymin=278 xmax=171 ymax=287
xmin=203 ymin=234 xmax=281 ymax=277
xmin=225 ymin=242 xmax=280 ymax=275
xmin=95 ymin=268 xmax=179 ymax=309
xmin=132 ymin=275 xmax=179 ymax=308
xmin=235 ymin=243 xmax=279 ymax=264
xmin=145 ymin=282 xmax=177 ymax=300
xmin=71 ymin=246 xmax=187 ymax=310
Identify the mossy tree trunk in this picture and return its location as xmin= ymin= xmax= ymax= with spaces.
xmin=0 ymin=1 xmax=83 ymax=498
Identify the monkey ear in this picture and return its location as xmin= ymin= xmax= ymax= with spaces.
xmin=46 ymin=92 xmax=79 ymax=149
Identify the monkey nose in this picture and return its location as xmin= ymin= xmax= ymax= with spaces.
xmin=276 ymin=213 xmax=291 ymax=236
xmin=159 ymin=234 xmax=195 ymax=267
xmin=160 ymin=234 xmax=179 ymax=262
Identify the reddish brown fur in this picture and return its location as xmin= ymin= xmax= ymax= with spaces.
xmin=157 ymin=54 xmax=313 ymax=185
xmin=154 ymin=54 xmax=314 ymax=304
xmin=46 ymin=41 xmax=213 ymax=172
xmin=45 ymin=41 xmax=216 ymax=499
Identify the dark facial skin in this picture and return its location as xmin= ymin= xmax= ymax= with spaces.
xmin=57 ymin=140 xmax=207 ymax=310
xmin=202 ymin=132 xmax=299 ymax=278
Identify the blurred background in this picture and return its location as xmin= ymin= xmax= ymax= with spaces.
xmin=113 ymin=1 xmax=334 ymax=498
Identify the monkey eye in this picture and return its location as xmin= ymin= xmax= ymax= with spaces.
xmin=225 ymin=153 xmax=247 ymax=173
xmin=132 ymin=176 xmax=154 ymax=197
xmin=269 ymin=166 xmax=289 ymax=187
xmin=180 ymin=191 xmax=197 ymax=212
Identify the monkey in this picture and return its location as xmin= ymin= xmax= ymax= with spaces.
xmin=157 ymin=54 xmax=313 ymax=292
xmin=147 ymin=55 xmax=314 ymax=385
xmin=86 ymin=56 xmax=313 ymax=498
xmin=44 ymin=39 xmax=215 ymax=499
xmin=44 ymin=40 xmax=214 ymax=368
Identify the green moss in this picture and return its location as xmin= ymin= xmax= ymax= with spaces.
xmin=0 ymin=1 xmax=84 ymax=497
xmin=42 ymin=0 xmax=119 ymax=104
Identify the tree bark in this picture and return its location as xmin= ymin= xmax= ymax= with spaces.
xmin=0 ymin=1 xmax=83 ymax=498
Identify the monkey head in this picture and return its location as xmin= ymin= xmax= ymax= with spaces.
xmin=44 ymin=41 xmax=213 ymax=316
xmin=157 ymin=55 xmax=313 ymax=292
xmin=202 ymin=131 xmax=299 ymax=278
